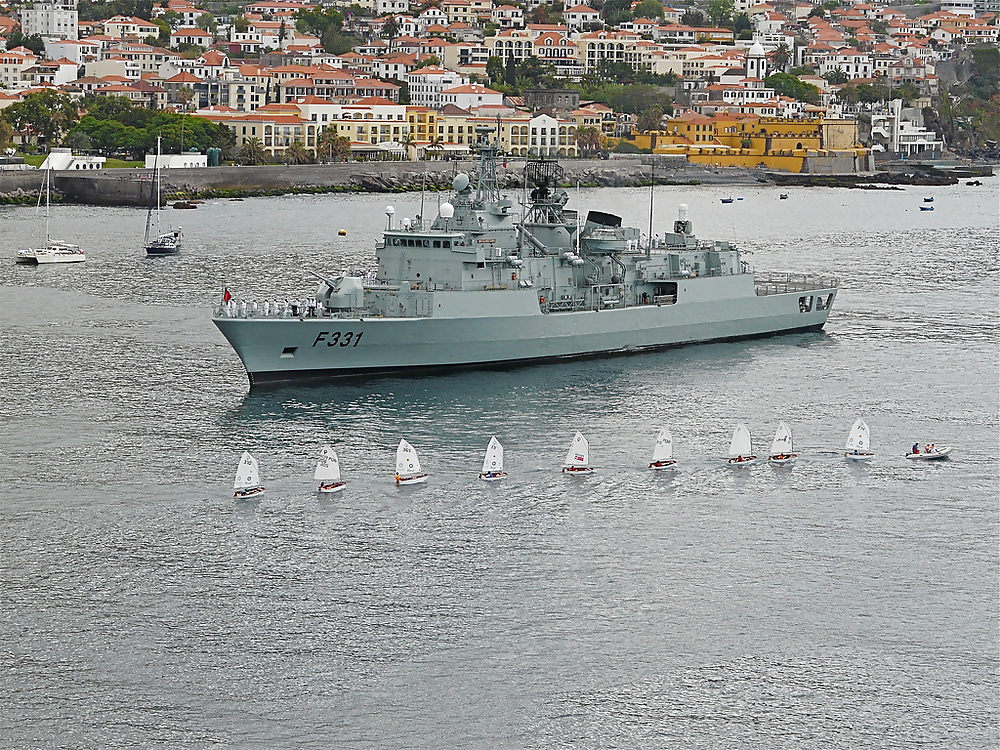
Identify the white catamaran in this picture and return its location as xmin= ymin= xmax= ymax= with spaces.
xmin=648 ymin=428 xmax=676 ymax=469
xmin=562 ymin=432 xmax=594 ymax=475
xmin=479 ymin=436 xmax=507 ymax=481
xmin=15 ymin=168 xmax=85 ymax=265
xmin=314 ymin=445 xmax=346 ymax=493
xmin=144 ymin=137 xmax=182 ymax=256
xmin=728 ymin=423 xmax=756 ymax=465
xmin=768 ymin=422 xmax=797 ymax=464
xmin=844 ymin=418 xmax=874 ymax=461
xmin=395 ymin=439 xmax=428 ymax=485
xmin=233 ymin=451 xmax=265 ymax=498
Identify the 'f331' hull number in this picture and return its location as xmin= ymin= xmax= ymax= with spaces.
xmin=313 ymin=331 xmax=364 ymax=347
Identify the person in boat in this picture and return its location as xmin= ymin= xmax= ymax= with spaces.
xmin=930 ymin=444 xmax=936 ymax=453
xmin=912 ymin=443 xmax=919 ymax=455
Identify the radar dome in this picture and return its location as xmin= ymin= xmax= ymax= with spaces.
xmin=440 ymin=202 xmax=455 ymax=219
xmin=452 ymin=173 xmax=470 ymax=192
xmin=385 ymin=205 xmax=395 ymax=215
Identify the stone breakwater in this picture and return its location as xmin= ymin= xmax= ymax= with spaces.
xmin=0 ymin=156 xmax=967 ymax=206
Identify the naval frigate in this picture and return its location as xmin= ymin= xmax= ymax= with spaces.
xmin=214 ymin=126 xmax=838 ymax=388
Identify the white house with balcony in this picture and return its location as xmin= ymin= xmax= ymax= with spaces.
xmin=870 ymin=99 xmax=943 ymax=158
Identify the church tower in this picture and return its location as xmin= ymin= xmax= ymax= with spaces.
xmin=746 ymin=41 xmax=768 ymax=79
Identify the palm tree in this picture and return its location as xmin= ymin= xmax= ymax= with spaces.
xmin=772 ymin=43 xmax=791 ymax=74
xmin=426 ymin=135 xmax=444 ymax=161
xmin=282 ymin=141 xmax=312 ymax=165
xmin=238 ymin=136 xmax=268 ymax=165
xmin=318 ymin=128 xmax=351 ymax=161
xmin=576 ymin=126 xmax=603 ymax=155
xmin=177 ymin=86 xmax=195 ymax=111
xmin=636 ymin=107 xmax=664 ymax=134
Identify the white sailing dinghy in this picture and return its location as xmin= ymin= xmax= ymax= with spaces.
xmin=648 ymin=428 xmax=676 ymax=469
xmin=314 ymin=445 xmax=346 ymax=493
xmin=479 ymin=436 xmax=507 ymax=481
xmin=905 ymin=445 xmax=953 ymax=461
xmin=233 ymin=451 xmax=265 ymax=498
xmin=768 ymin=422 xmax=797 ymax=464
xmin=727 ymin=423 xmax=756 ymax=464
xmin=562 ymin=431 xmax=594 ymax=475
xmin=844 ymin=418 xmax=874 ymax=461
xmin=395 ymin=439 xmax=428 ymax=485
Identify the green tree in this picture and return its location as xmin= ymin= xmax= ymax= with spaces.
xmin=411 ymin=55 xmax=441 ymax=70
xmin=518 ymin=55 xmax=554 ymax=86
xmin=196 ymin=13 xmax=218 ymax=35
xmin=0 ymin=90 xmax=80 ymax=146
xmin=808 ymin=7 xmax=825 ymax=18
xmin=5 ymin=26 xmax=46 ymax=56
xmin=733 ymin=13 xmax=751 ymax=33
xmin=177 ymin=86 xmax=196 ymax=111
xmin=603 ymin=0 xmax=633 ymax=26
xmin=322 ymin=31 xmax=356 ymax=55
xmin=0 ymin=119 xmax=14 ymax=149
xmin=633 ymin=0 xmax=664 ymax=19
xmin=295 ymin=6 xmax=343 ymax=36
xmin=706 ymin=0 xmax=734 ymax=28
xmin=765 ymin=73 xmax=820 ymax=104
xmin=62 ymin=130 xmax=93 ymax=151
xmin=681 ymin=9 xmax=704 ymax=26
xmin=486 ymin=55 xmax=505 ymax=84
xmin=505 ymin=51 xmax=517 ymax=86
xmin=234 ymin=15 xmax=250 ymax=33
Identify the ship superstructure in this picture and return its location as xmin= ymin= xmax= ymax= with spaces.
xmin=214 ymin=126 xmax=838 ymax=388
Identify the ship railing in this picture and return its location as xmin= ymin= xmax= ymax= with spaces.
xmin=754 ymin=272 xmax=839 ymax=296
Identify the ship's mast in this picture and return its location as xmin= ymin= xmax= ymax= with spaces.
xmin=473 ymin=124 xmax=500 ymax=207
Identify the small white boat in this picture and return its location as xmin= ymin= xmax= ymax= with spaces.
xmin=562 ymin=431 xmax=594 ymax=475
xmin=314 ymin=444 xmax=346 ymax=493
xmin=727 ymin=422 xmax=756 ymax=465
xmin=768 ymin=421 xmax=798 ymax=464
xmin=648 ymin=427 xmax=676 ymax=469
xmin=478 ymin=436 xmax=507 ymax=481
xmin=16 ymin=169 xmax=85 ymax=264
xmin=395 ymin=439 xmax=428 ymax=485
xmin=844 ymin=417 xmax=874 ymax=461
xmin=905 ymin=445 xmax=952 ymax=461
xmin=233 ymin=451 xmax=265 ymax=498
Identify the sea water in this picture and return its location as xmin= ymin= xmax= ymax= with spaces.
xmin=0 ymin=182 xmax=997 ymax=748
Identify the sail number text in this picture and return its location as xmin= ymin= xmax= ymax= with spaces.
xmin=312 ymin=331 xmax=364 ymax=348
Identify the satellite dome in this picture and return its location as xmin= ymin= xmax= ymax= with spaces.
xmin=452 ymin=173 xmax=470 ymax=192
xmin=440 ymin=202 xmax=455 ymax=219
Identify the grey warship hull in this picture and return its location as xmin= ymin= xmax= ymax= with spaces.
xmin=214 ymin=277 xmax=836 ymax=387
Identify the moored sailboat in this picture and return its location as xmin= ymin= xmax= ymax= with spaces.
xmin=768 ymin=422 xmax=797 ymax=464
xmin=395 ymin=439 xmax=428 ymax=485
xmin=15 ymin=168 xmax=85 ymax=265
xmin=844 ymin=418 xmax=874 ymax=461
xmin=648 ymin=428 xmax=676 ymax=469
xmin=562 ymin=431 xmax=594 ymax=475
xmin=233 ymin=451 xmax=265 ymax=498
xmin=727 ymin=423 xmax=756 ymax=464
xmin=478 ymin=436 xmax=507 ymax=481
xmin=314 ymin=445 xmax=346 ymax=493
xmin=145 ymin=137 xmax=182 ymax=256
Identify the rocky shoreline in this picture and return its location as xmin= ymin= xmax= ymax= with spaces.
xmin=0 ymin=158 xmax=988 ymax=206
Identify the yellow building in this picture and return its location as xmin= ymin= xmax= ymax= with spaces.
xmin=624 ymin=113 xmax=867 ymax=172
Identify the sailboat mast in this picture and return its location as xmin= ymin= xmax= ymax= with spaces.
xmin=155 ymin=136 xmax=161 ymax=235
xmin=44 ymin=168 xmax=50 ymax=245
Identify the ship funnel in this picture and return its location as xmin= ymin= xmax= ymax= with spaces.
xmin=678 ymin=204 xmax=688 ymax=221
xmin=439 ymin=202 xmax=455 ymax=219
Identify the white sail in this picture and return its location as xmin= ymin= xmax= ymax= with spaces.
xmin=234 ymin=451 xmax=261 ymax=489
xmin=313 ymin=445 xmax=341 ymax=481
xmin=770 ymin=422 xmax=793 ymax=455
xmin=846 ymin=418 xmax=870 ymax=451
xmin=481 ymin=436 xmax=504 ymax=474
xmin=564 ymin=432 xmax=590 ymax=468
xmin=728 ymin=423 xmax=753 ymax=457
xmin=396 ymin=439 xmax=422 ymax=476
xmin=651 ymin=428 xmax=673 ymax=462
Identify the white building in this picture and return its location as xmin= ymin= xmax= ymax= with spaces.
xmin=439 ymin=83 xmax=503 ymax=109
xmin=870 ymin=99 xmax=943 ymax=158
xmin=405 ymin=65 xmax=467 ymax=108
xmin=144 ymin=152 xmax=209 ymax=168
xmin=22 ymin=0 xmax=79 ymax=40
xmin=940 ymin=0 xmax=975 ymax=15
xmin=44 ymin=38 xmax=101 ymax=64
xmin=41 ymin=148 xmax=106 ymax=170
xmin=562 ymin=4 xmax=601 ymax=31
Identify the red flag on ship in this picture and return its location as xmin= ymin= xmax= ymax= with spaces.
xmin=223 ymin=288 xmax=232 ymax=303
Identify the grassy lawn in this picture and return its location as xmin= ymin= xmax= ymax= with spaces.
xmin=20 ymin=154 xmax=143 ymax=169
